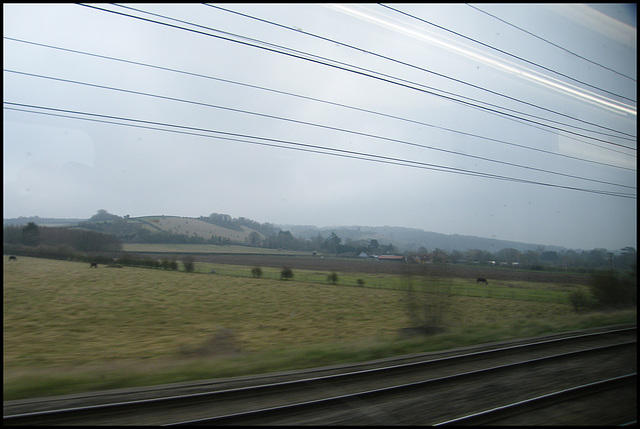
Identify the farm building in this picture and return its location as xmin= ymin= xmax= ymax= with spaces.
xmin=377 ymin=255 xmax=405 ymax=262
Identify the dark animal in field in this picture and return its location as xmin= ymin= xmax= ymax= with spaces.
xmin=90 ymin=262 xmax=98 ymax=268
xmin=9 ymin=256 xmax=17 ymax=261
xmin=476 ymin=277 xmax=488 ymax=284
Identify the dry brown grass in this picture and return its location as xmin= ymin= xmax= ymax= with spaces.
xmin=4 ymin=256 xmax=634 ymax=399
xmin=4 ymin=257 xmax=408 ymax=368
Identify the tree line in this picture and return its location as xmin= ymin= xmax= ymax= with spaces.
xmin=250 ymin=230 xmax=397 ymax=255
xmin=414 ymin=246 xmax=637 ymax=272
xmin=248 ymin=228 xmax=636 ymax=273
xmin=198 ymin=213 xmax=279 ymax=236
xmin=5 ymin=210 xmax=635 ymax=273
xmin=4 ymin=222 xmax=122 ymax=252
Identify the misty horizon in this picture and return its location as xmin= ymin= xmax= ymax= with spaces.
xmin=3 ymin=209 xmax=635 ymax=253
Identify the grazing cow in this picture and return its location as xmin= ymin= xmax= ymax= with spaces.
xmin=476 ymin=277 xmax=488 ymax=285
xmin=9 ymin=255 xmax=17 ymax=261
xmin=90 ymin=262 xmax=98 ymax=268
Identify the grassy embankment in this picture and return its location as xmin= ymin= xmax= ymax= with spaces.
xmin=4 ymin=256 xmax=635 ymax=400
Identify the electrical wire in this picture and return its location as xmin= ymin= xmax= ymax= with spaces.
xmin=379 ymin=3 xmax=637 ymax=103
xmin=0 ymin=102 xmax=527 ymax=180
xmin=4 ymin=102 xmax=636 ymax=200
xmin=5 ymin=35 xmax=635 ymax=164
xmin=202 ymin=3 xmax=636 ymax=140
xmin=80 ymin=3 xmax=636 ymax=147
xmin=5 ymin=5 xmax=636 ymax=191
xmin=5 ymin=68 xmax=635 ymax=191
xmin=465 ymin=3 xmax=637 ymax=82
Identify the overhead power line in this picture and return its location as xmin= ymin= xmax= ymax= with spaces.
xmin=465 ymin=3 xmax=637 ymax=82
xmin=4 ymin=101 xmax=635 ymax=200
xmin=4 ymin=36 xmax=634 ymax=172
xmin=80 ymin=3 xmax=636 ymax=146
xmin=202 ymin=3 xmax=636 ymax=141
xmin=379 ymin=3 xmax=637 ymax=103
xmin=5 ymin=68 xmax=635 ymax=191
xmin=2 ymin=103 xmax=496 ymax=180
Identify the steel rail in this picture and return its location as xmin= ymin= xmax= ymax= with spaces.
xmin=433 ymin=373 xmax=637 ymax=426
xmin=160 ymin=341 xmax=636 ymax=426
xmin=4 ymin=326 xmax=636 ymax=425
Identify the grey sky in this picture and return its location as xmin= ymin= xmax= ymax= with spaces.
xmin=3 ymin=3 xmax=636 ymax=251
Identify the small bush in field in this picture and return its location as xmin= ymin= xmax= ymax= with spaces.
xmin=327 ymin=272 xmax=339 ymax=285
xmin=280 ymin=267 xmax=293 ymax=280
xmin=589 ymin=271 xmax=636 ymax=308
xmin=251 ymin=267 xmax=263 ymax=278
xmin=182 ymin=256 xmax=195 ymax=272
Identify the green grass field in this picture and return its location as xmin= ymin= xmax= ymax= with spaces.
xmin=193 ymin=262 xmax=587 ymax=304
xmin=3 ymin=256 xmax=635 ymax=400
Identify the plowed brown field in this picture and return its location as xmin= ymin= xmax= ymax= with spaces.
xmin=137 ymin=252 xmax=591 ymax=285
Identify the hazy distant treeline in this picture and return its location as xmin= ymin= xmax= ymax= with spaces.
xmin=3 ymin=222 xmax=122 ymax=253
xmin=412 ymin=246 xmax=637 ymax=273
xmin=4 ymin=211 xmax=636 ymax=273
xmin=198 ymin=213 xmax=279 ymax=236
xmin=2 ymin=216 xmax=86 ymax=226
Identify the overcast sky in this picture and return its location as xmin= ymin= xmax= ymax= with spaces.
xmin=3 ymin=3 xmax=637 ymax=251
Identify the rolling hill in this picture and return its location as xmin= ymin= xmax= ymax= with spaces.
xmin=278 ymin=224 xmax=568 ymax=253
xmin=134 ymin=216 xmax=262 ymax=243
xmin=5 ymin=213 xmax=571 ymax=253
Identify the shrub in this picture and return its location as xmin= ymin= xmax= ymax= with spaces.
xmin=327 ymin=272 xmax=339 ymax=285
xmin=32 ymin=245 xmax=60 ymax=259
xmin=589 ymin=271 xmax=636 ymax=308
xmin=182 ymin=256 xmax=195 ymax=272
xmin=143 ymin=258 xmax=160 ymax=269
xmin=53 ymin=244 xmax=76 ymax=260
xmin=280 ymin=267 xmax=293 ymax=280
xmin=356 ymin=279 xmax=365 ymax=287
xmin=251 ymin=267 xmax=263 ymax=278
xmin=118 ymin=252 xmax=138 ymax=267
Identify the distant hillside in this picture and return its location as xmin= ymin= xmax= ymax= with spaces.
xmin=134 ymin=216 xmax=264 ymax=243
xmin=3 ymin=214 xmax=265 ymax=245
xmin=70 ymin=214 xmax=267 ymax=245
xmin=3 ymin=216 xmax=86 ymax=227
xmin=279 ymin=224 xmax=568 ymax=253
xmin=5 ymin=213 xmax=569 ymax=253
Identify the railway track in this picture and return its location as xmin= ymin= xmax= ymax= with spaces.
xmin=4 ymin=324 xmax=636 ymax=425
xmin=434 ymin=373 xmax=636 ymax=426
